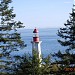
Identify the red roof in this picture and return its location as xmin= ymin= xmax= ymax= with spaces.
xmin=33 ymin=28 xmax=39 ymax=33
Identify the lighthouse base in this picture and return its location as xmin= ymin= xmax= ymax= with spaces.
xmin=31 ymin=41 xmax=42 ymax=62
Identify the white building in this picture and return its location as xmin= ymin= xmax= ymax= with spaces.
xmin=31 ymin=28 xmax=42 ymax=63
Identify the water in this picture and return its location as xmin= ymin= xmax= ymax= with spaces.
xmin=17 ymin=28 xmax=66 ymax=56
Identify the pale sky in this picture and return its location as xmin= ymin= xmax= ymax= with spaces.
xmin=12 ymin=0 xmax=73 ymax=29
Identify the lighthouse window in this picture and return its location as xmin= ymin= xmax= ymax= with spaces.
xmin=34 ymin=33 xmax=39 ymax=37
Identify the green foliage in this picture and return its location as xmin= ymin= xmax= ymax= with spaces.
xmin=0 ymin=0 xmax=25 ymax=74
xmin=53 ymin=5 xmax=75 ymax=75
xmin=12 ymin=53 xmax=51 ymax=75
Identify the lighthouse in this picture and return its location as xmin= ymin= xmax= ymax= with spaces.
xmin=31 ymin=28 xmax=42 ymax=62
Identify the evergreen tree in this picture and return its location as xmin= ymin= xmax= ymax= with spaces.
xmin=0 ymin=0 xmax=25 ymax=74
xmin=13 ymin=53 xmax=51 ymax=75
xmin=53 ymin=4 xmax=75 ymax=75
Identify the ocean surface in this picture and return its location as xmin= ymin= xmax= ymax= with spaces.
xmin=17 ymin=28 xmax=66 ymax=56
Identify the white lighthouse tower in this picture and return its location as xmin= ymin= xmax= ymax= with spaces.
xmin=31 ymin=28 xmax=42 ymax=62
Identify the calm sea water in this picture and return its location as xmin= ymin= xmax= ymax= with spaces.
xmin=17 ymin=28 xmax=66 ymax=56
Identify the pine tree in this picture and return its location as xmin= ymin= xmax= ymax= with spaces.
xmin=13 ymin=54 xmax=51 ymax=75
xmin=53 ymin=4 xmax=75 ymax=75
xmin=0 ymin=0 xmax=25 ymax=74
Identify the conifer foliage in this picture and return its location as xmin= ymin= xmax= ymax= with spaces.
xmin=13 ymin=54 xmax=51 ymax=75
xmin=0 ymin=0 xmax=25 ymax=74
xmin=53 ymin=4 xmax=75 ymax=74
xmin=57 ymin=4 xmax=75 ymax=61
xmin=58 ymin=7 xmax=75 ymax=51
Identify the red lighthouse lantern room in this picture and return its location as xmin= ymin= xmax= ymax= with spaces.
xmin=33 ymin=28 xmax=40 ymax=42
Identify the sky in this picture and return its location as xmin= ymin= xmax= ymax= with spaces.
xmin=11 ymin=0 xmax=74 ymax=29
